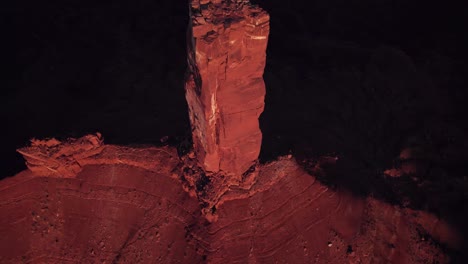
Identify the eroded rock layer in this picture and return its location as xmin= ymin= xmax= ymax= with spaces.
xmin=2 ymin=144 xmax=204 ymax=263
xmin=185 ymin=0 xmax=269 ymax=178
xmin=0 ymin=136 xmax=460 ymax=263
xmin=193 ymin=158 xmax=459 ymax=263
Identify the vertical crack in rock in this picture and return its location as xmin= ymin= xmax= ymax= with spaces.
xmin=185 ymin=0 xmax=270 ymax=183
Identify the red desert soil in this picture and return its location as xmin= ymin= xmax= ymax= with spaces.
xmin=0 ymin=134 xmax=460 ymax=263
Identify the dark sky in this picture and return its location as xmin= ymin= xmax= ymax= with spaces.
xmin=2 ymin=0 xmax=467 ymax=181
xmin=3 ymin=0 xmax=190 ymax=177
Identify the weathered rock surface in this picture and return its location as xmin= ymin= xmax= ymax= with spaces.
xmin=2 ymin=139 xmax=203 ymax=263
xmin=189 ymin=157 xmax=459 ymax=263
xmin=16 ymin=133 xmax=176 ymax=178
xmin=0 ymin=136 xmax=459 ymax=263
xmin=185 ymin=0 xmax=269 ymax=178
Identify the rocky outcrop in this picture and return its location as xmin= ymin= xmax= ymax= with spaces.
xmin=16 ymin=133 xmax=177 ymax=178
xmin=16 ymin=134 xmax=104 ymax=177
xmin=185 ymin=0 xmax=269 ymax=178
xmin=2 ymin=138 xmax=459 ymax=263
xmin=2 ymin=145 xmax=203 ymax=263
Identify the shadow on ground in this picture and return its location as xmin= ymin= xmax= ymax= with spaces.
xmin=256 ymin=1 xmax=468 ymax=261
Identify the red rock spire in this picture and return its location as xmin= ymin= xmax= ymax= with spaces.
xmin=185 ymin=0 xmax=270 ymax=178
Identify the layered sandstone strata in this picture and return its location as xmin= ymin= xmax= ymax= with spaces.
xmin=1 ymin=136 xmax=459 ymax=263
xmin=185 ymin=0 xmax=269 ymax=178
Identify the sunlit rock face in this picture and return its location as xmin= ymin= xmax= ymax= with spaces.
xmin=185 ymin=0 xmax=269 ymax=178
